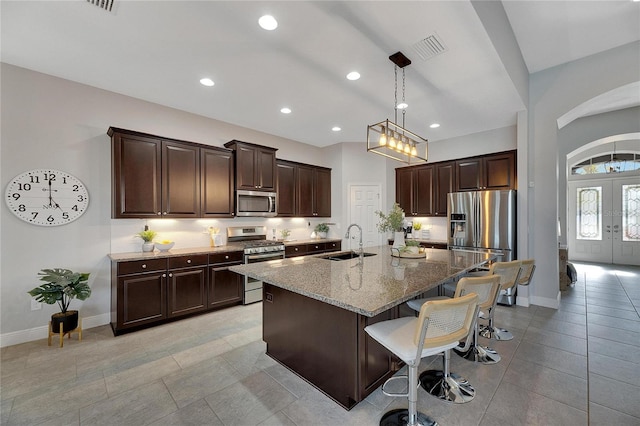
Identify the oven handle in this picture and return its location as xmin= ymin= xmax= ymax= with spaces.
xmin=245 ymin=252 xmax=285 ymax=262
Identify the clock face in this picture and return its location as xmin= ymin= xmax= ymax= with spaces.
xmin=5 ymin=169 xmax=89 ymax=226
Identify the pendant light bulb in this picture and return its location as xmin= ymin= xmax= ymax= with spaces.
xmin=404 ymin=144 xmax=411 ymax=154
xmin=379 ymin=133 xmax=387 ymax=146
xmin=389 ymin=135 xmax=396 ymax=148
xmin=411 ymin=144 xmax=417 ymax=156
xmin=396 ymin=139 xmax=404 ymax=152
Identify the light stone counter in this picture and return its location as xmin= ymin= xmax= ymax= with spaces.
xmin=108 ymin=245 xmax=243 ymax=262
xmin=230 ymin=245 xmax=496 ymax=317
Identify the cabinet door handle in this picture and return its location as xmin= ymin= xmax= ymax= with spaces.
xmin=162 ymin=273 xmax=166 ymax=278
xmin=169 ymin=273 xmax=173 ymax=277
xmin=142 ymin=264 xmax=147 ymax=269
xmin=163 ymin=212 xmax=167 ymax=215
xmin=157 ymin=212 xmax=161 ymax=215
xmin=187 ymin=259 xmax=191 ymax=264
xmin=225 ymin=255 xmax=229 ymax=259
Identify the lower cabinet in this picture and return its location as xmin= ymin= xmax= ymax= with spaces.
xmin=111 ymin=250 xmax=243 ymax=335
xmin=208 ymin=251 xmax=244 ymax=309
xmin=285 ymin=240 xmax=341 ymax=258
xmin=167 ymin=254 xmax=208 ymax=318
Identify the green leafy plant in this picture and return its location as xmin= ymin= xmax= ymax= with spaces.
xmin=280 ymin=229 xmax=291 ymax=239
xmin=28 ymin=269 xmax=91 ymax=313
xmin=375 ymin=203 xmax=405 ymax=232
xmin=136 ymin=229 xmax=157 ymax=242
xmin=314 ymin=223 xmax=330 ymax=233
xmin=405 ymin=240 xmax=420 ymax=247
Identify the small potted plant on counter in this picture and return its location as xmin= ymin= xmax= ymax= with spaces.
xmin=403 ymin=239 xmax=421 ymax=254
xmin=375 ymin=203 xmax=406 ymax=248
xmin=28 ymin=268 xmax=91 ymax=333
xmin=136 ymin=226 xmax=157 ymax=252
xmin=314 ymin=223 xmax=330 ymax=238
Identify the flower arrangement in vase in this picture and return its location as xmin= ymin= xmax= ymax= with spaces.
xmin=375 ymin=203 xmax=406 ymax=248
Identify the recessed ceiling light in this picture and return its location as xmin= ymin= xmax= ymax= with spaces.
xmin=396 ymin=102 xmax=408 ymax=110
xmin=332 ymin=126 xmax=341 ymax=132
xmin=259 ymin=15 xmax=278 ymax=30
xmin=430 ymin=123 xmax=440 ymax=128
xmin=199 ymin=78 xmax=215 ymax=87
xmin=346 ymin=71 xmax=360 ymax=81
xmin=280 ymin=107 xmax=291 ymax=114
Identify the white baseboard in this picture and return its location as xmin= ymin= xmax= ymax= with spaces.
xmin=0 ymin=313 xmax=111 ymax=348
xmin=516 ymin=296 xmax=530 ymax=307
xmin=529 ymin=293 xmax=561 ymax=309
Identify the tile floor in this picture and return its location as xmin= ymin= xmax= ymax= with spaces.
xmin=1 ymin=262 xmax=639 ymax=425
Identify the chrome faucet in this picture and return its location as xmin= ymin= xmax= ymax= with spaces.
xmin=345 ymin=223 xmax=363 ymax=257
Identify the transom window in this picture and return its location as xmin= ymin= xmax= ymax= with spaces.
xmin=572 ymin=153 xmax=640 ymax=175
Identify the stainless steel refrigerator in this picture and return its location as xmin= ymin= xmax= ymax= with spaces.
xmin=448 ymin=190 xmax=517 ymax=304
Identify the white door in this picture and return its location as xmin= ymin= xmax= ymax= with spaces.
xmin=568 ymin=177 xmax=640 ymax=265
xmin=349 ymin=184 xmax=382 ymax=249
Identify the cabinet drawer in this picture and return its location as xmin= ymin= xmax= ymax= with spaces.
xmin=118 ymin=258 xmax=167 ymax=276
xmin=168 ymin=254 xmax=208 ymax=269
xmin=209 ymin=251 xmax=243 ymax=265
xmin=307 ymin=242 xmax=325 ymax=253
xmin=325 ymin=241 xmax=341 ymax=252
xmin=285 ymin=245 xmax=308 ymax=257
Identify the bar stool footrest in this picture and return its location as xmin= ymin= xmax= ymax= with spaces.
xmin=382 ymin=374 xmax=410 ymax=398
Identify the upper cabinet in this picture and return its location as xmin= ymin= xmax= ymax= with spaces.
xmin=395 ymin=150 xmax=516 ymax=217
xmin=456 ymin=151 xmax=516 ymax=191
xmin=109 ymin=127 xmax=234 ymax=219
xmin=200 ymin=147 xmax=235 ymax=218
xmin=396 ymin=166 xmax=434 ymax=216
xmin=224 ymin=140 xmax=277 ymax=191
xmin=276 ymin=160 xmax=331 ymax=218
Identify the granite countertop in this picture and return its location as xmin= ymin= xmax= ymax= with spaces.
xmin=108 ymin=245 xmax=244 ymax=262
xmin=229 ymin=246 xmax=496 ymax=317
xmin=281 ymin=238 xmax=341 ymax=245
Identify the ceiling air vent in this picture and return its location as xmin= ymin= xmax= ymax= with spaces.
xmin=411 ymin=34 xmax=447 ymax=60
xmin=87 ymin=0 xmax=114 ymax=12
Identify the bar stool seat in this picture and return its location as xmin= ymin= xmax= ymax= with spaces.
xmin=365 ymin=293 xmax=479 ymax=426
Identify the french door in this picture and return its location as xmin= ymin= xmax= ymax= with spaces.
xmin=568 ymin=177 xmax=640 ymax=265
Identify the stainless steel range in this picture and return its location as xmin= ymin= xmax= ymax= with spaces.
xmin=227 ymin=226 xmax=285 ymax=304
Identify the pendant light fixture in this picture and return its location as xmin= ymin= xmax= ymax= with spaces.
xmin=367 ymin=51 xmax=428 ymax=165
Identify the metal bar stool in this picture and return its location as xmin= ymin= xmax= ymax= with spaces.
xmin=474 ymin=260 xmax=522 ymax=341
xmin=406 ymin=275 xmax=500 ymax=403
xmin=365 ymin=293 xmax=479 ymax=426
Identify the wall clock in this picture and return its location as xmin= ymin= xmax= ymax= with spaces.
xmin=5 ymin=169 xmax=89 ymax=226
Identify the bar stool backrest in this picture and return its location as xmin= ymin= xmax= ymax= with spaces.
xmin=489 ymin=260 xmax=522 ymax=292
xmin=455 ymin=275 xmax=501 ymax=311
xmin=517 ymin=259 xmax=536 ymax=286
xmin=415 ymin=293 xmax=479 ymax=352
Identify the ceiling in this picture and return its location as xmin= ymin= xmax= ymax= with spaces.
xmin=1 ymin=1 xmax=638 ymax=148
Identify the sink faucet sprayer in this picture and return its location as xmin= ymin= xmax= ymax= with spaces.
xmin=345 ymin=224 xmax=363 ymax=257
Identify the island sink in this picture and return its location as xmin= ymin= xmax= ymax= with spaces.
xmin=324 ymin=252 xmax=376 ymax=261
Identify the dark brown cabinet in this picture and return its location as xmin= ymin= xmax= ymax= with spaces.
xmin=395 ymin=166 xmax=434 ymax=216
xmin=434 ymin=161 xmax=455 ymax=216
xmin=276 ymin=160 xmax=296 ymax=217
xmin=297 ymin=165 xmax=331 ymax=217
xmin=224 ymin=140 xmax=277 ymax=191
xmin=167 ymin=255 xmax=208 ymax=318
xmin=277 ymin=160 xmax=331 ymax=218
xmin=456 ymin=151 xmax=516 ymax=191
xmin=110 ymin=129 xmax=200 ymax=218
xmin=284 ymin=241 xmax=341 ymax=257
xmin=208 ymin=251 xmax=244 ymax=309
xmin=201 ymin=147 xmax=235 ymax=217
xmin=111 ymin=258 xmax=167 ymax=332
xmin=110 ymin=249 xmax=244 ymax=335
xmin=110 ymin=127 xmax=237 ymax=219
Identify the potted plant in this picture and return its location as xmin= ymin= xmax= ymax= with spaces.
xmin=136 ymin=227 xmax=157 ymax=252
xmin=28 ymin=268 xmax=91 ymax=333
xmin=375 ymin=203 xmax=406 ymax=248
xmin=403 ymin=239 xmax=421 ymax=254
xmin=314 ymin=223 xmax=329 ymax=238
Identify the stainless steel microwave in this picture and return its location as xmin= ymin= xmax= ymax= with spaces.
xmin=236 ymin=190 xmax=277 ymax=217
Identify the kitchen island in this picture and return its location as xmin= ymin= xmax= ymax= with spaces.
xmin=230 ymin=245 xmax=496 ymax=409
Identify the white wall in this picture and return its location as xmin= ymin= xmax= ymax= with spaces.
xmin=0 ymin=63 xmax=339 ymax=346
xmin=528 ymin=41 xmax=640 ymax=308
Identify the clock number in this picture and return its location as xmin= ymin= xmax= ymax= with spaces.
xmin=72 ymin=205 xmax=78 ymax=211
xmin=62 ymin=212 xmax=69 ymax=220
xmin=44 ymin=173 xmax=56 ymax=182
xmin=47 ymin=215 xmax=54 ymax=223
xmin=18 ymin=204 xmax=26 ymax=212
xmin=12 ymin=193 xmax=20 ymax=200
xmin=17 ymin=183 xmax=31 ymax=191
xmin=29 ymin=175 xmax=40 ymax=184
xmin=62 ymin=177 xmax=67 ymax=184
xmin=72 ymin=184 xmax=79 ymax=192
xmin=31 ymin=212 xmax=38 ymax=219
xmin=77 ymin=195 xmax=85 ymax=202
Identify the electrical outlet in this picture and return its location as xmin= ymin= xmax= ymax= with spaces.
xmin=31 ymin=299 xmax=42 ymax=311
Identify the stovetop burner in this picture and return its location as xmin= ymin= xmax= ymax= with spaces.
xmin=227 ymin=226 xmax=285 ymax=254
